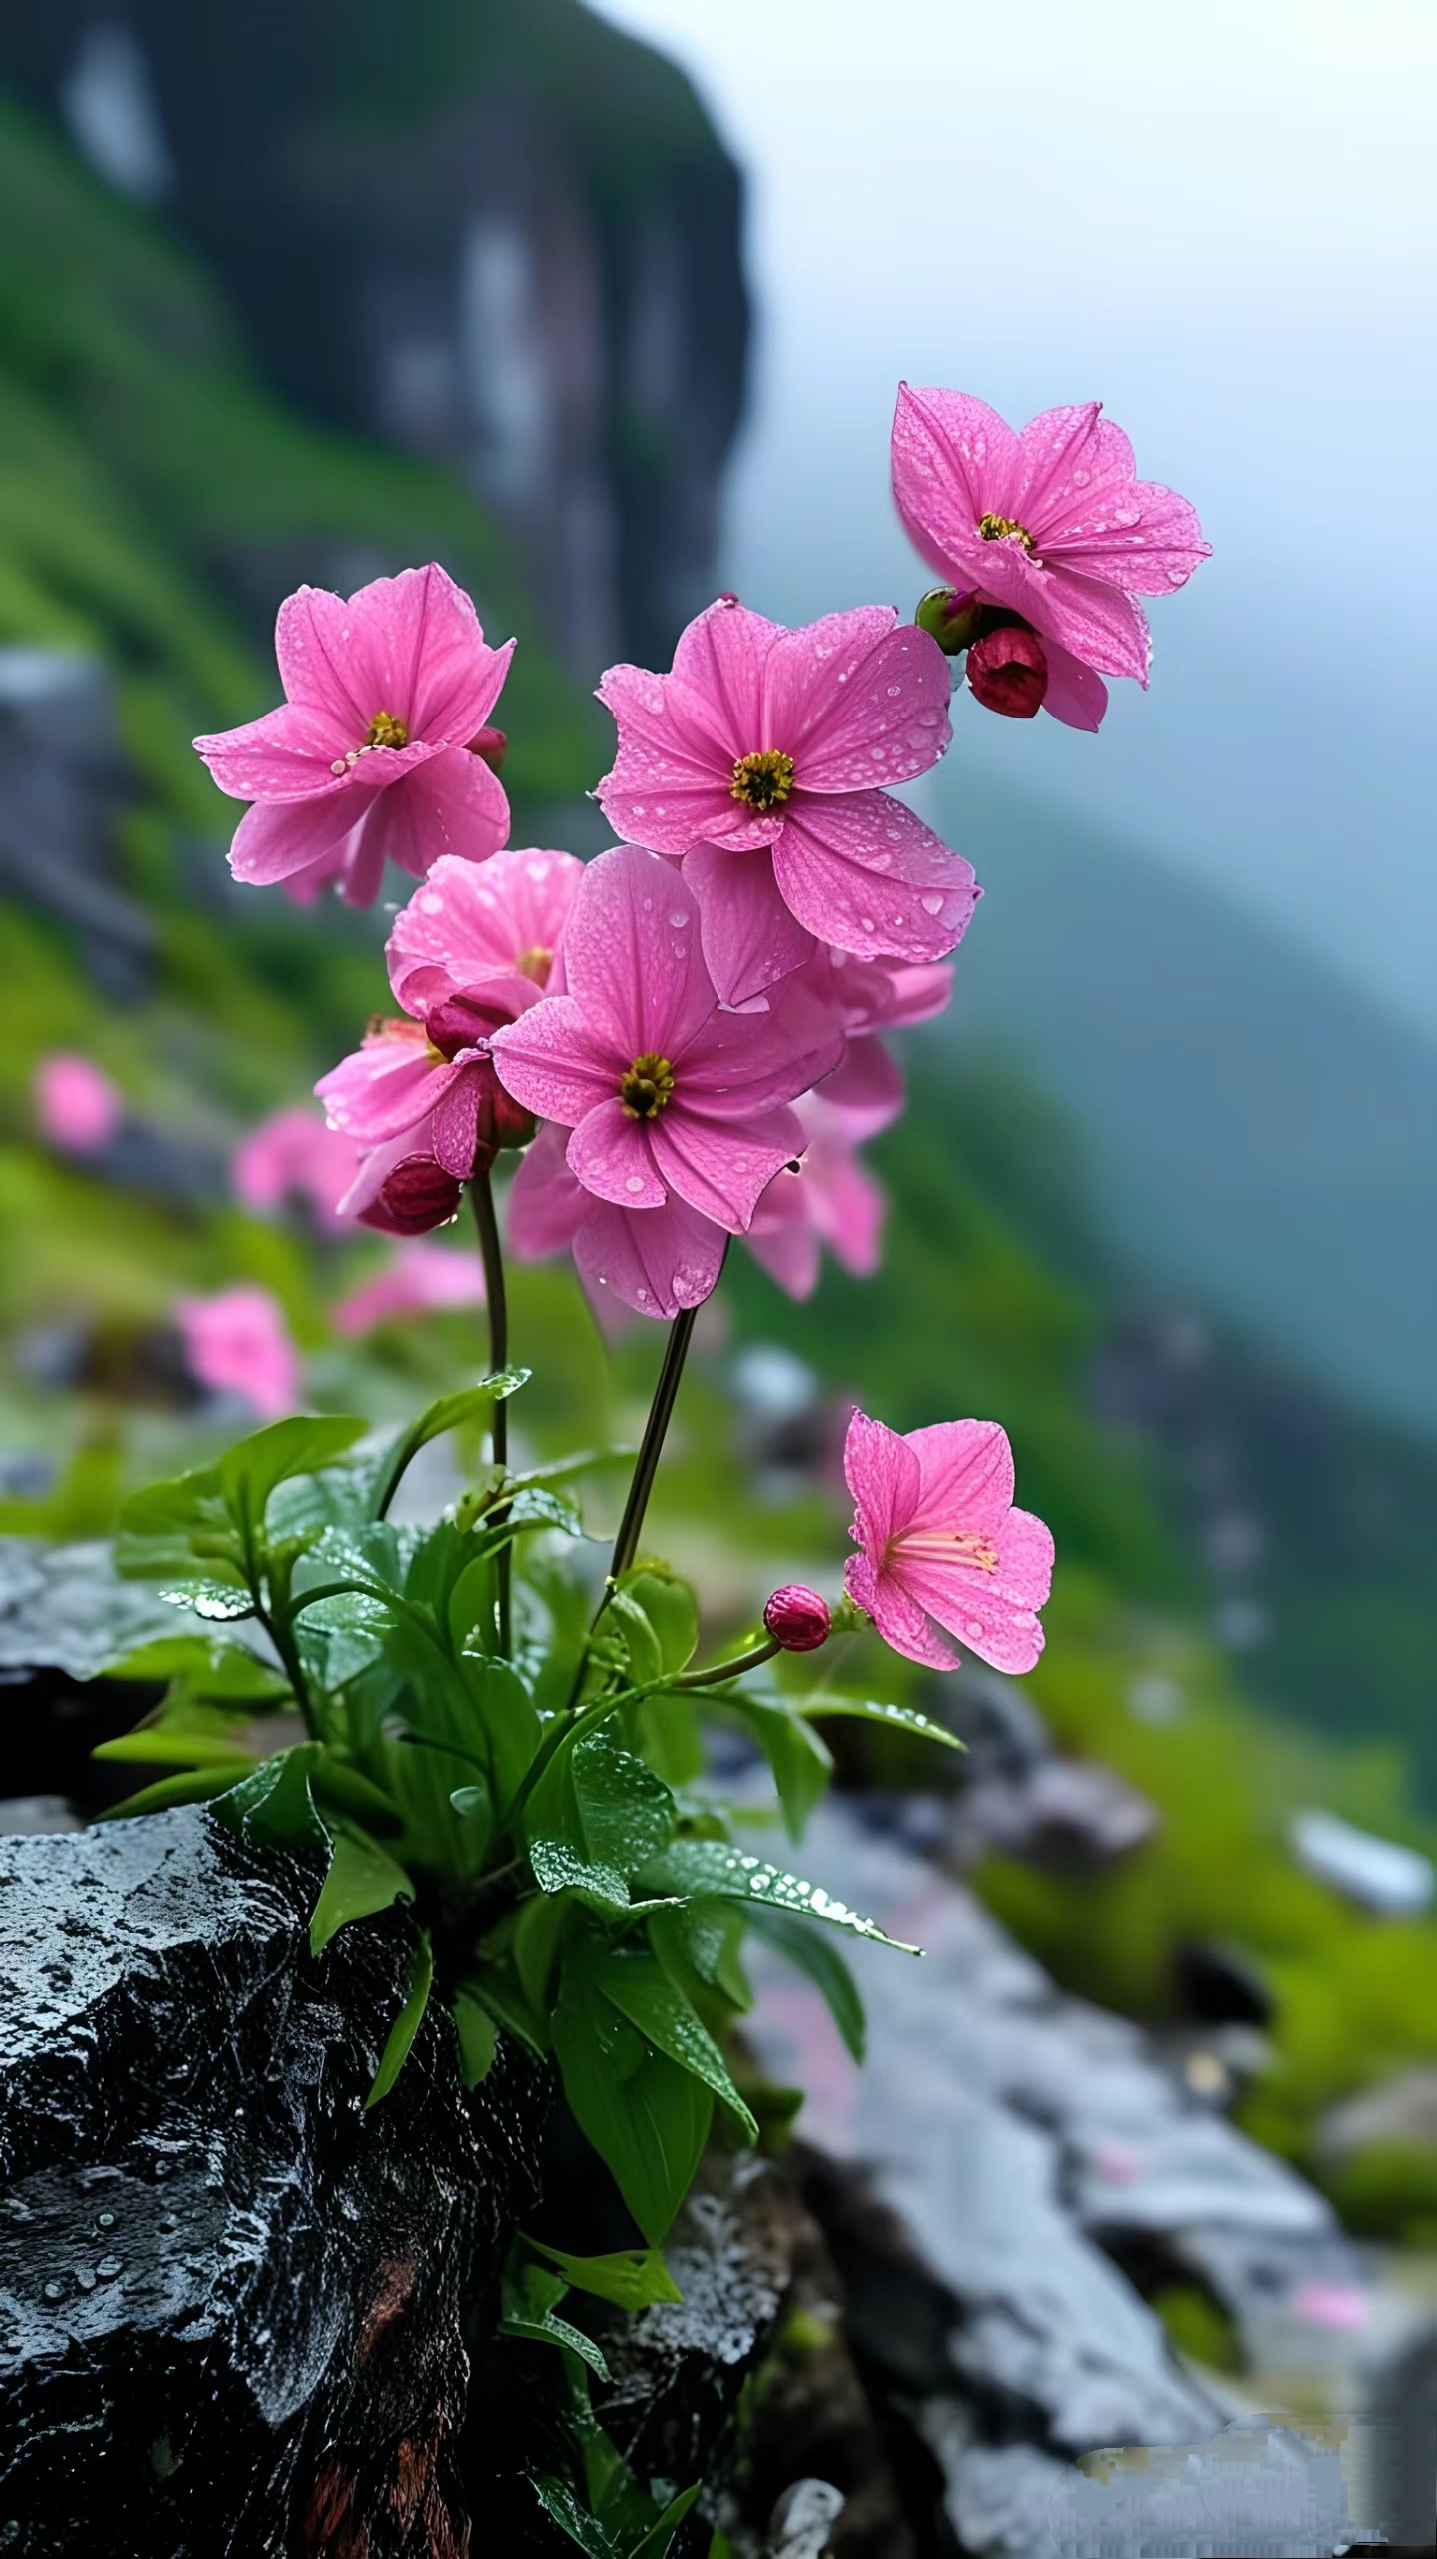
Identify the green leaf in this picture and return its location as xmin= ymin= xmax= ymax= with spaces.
xmin=92 ymin=1727 xmax=263 ymax=1769
xmin=309 ymin=1760 xmax=403 ymax=1831
xmin=640 ymin=1840 xmax=922 ymax=1953
xmin=463 ymin=1656 xmax=541 ymax=1813
xmin=366 ymin=1928 xmax=433 ymax=2107
xmin=310 ymin=1828 xmax=413 ymax=1957
xmin=370 ymin=1370 xmax=530 ymax=1519
xmin=531 ymin=1836 xmax=631 ymax=1912
xmin=453 ymin=1990 xmax=501 ymax=2087
xmin=607 ymin=1588 xmax=663 ymax=1688
xmin=501 ymin=2261 xmax=612 ymax=2382
xmin=552 ymin=1970 xmax=713 ymax=2244
xmin=630 ymin=2484 xmax=703 ymax=2559
xmin=724 ymin=1694 xmax=832 ymax=1841
xmin=743 ymin=1904 xmax=866 ymax=2063
xmin=157 ymin=1581 xmax=255 ymax=1622
xmin=522 ymin=2237 xmax=682 ymax=2313
xmin=102 ymin=1635 xmax=287 ymax=1699
xmin=471 ymin=1483 xmax=584 ymax=1554
xmin=621 ymin=1572 xmax=698 ymax=1676
xmin=212 ymin=1748 xmax=330 ymax=1854
xmin=216 ymin=1415 xmax=368 ymax=1534
xmin=462 ymin=1965 xmax=551 ymax=2058
xmin=587 ymin=1948 xmax=757 ymax=2141
xmin=571 ymin=1734 xmax=677 ymax=1877
xmin=531 ymin=2474 xmax=623 ymax=2559
xmin=97 ymin=1762 xmax=255 ymax=1820
xmin=794 ymin=1693 xmax=966 ymax=1752
xmin=117 ymin=1464 xmax=223 ymax=1540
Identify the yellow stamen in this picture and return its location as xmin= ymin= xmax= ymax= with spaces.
xmin=620 ymin=1052 xmax=676 ymax=1119
xmin=977 ymin=512 xmax=1034 ymax=551
xmin=365 ymin=710 xmax=410 ymax=749
xmin=730 ymin=747 xmax=795 ymax=812
xmin=513 ymin=945 xmax=553 ymax=985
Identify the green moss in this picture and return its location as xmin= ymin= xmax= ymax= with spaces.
xmin=1151 ymin=2284 xmax=1243 ymax=2375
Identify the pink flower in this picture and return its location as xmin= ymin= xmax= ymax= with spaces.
xmin=508 ymin=1123 xmax=727 ymax=1323
xmin=331 ymin=1241 xmax=485 ymax=1336
xmin=33 ymin=1053 xmax=122 ymax=1154
xmin=842 ymin=1408 xmax=1054 ymax=1673
xmin=595 ymin=599 xmax=977 ymax=1004
xmin=193 ymin=565 xmax=514 ymax=906
xmin=490 ymin=845 xmax=844 ymax=1234
xmin=386 ymin=845 xmax=581 ymax=1020
xmin=232 ymin=1107 xmax=361 ymax=1233
xmin=891 ymin=387 xmax=1209 ymax=729
xmin=746 ymin=1093 xmax=887 ymax=1301
xmin=174 ymin=1285 xmax=299 ymax=1420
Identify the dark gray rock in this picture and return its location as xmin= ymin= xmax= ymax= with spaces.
xmin=0 ymin=648 xmax=153 ymax=999
xmin=0 ymin=1805 xmax=544 ymax=2556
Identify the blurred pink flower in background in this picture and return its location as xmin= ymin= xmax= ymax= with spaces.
xmin=843 ymin=1409 xmax=1054 ymax=1673
xmin=174 ymin=1285 xmax=299 ymax=1419
xmin=596 ymin=598 xmax=975 ymax=1002
xmin=746 ymin=1099 xmax=887 ymax=1301
xmin=232 ymin=1107 xmax=361 ymax=1232
xmin=331 ymin=1241 xmax=486 ymax=1336
xmin=507 ymin=1122 xmax=727 ymax=1324
xmin=892 ymin=387 xmax=1208 ymax=730
xmin=33 ymin=1053 xmax=122 ymax=1154
xmin=491 ymin=845 xmax=843 ymax=1234
xmin=193 ymin=565 xmax=514 ymax=906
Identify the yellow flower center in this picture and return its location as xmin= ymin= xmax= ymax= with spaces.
xmin=730 ymin=747 xmax=795 ymax=812
xmin=896 ymin=1528 xmax=1000 ymax=1574
xmin=977 ymin=513 xmax=1034 ymax=551
xmin=513 ymin=945 xmax=553 ymax=985
xmin=365 ymin=710 xmax=410 ymax=749
xmin=620 ymin=1053 xmax=676 ymax=1120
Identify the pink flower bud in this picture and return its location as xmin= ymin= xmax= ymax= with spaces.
xmin=966 ymin=624 xmax=1048 ymax=719
xmin=763 ymin=1585 xmax=832 ymax=1652
xmin=357 ymin=1153 xmax=464 ymax=1237
xmin=466 ymin=724 xmax=508 ymax=772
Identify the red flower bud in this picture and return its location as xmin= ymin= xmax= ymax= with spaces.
xmin=466 ymin=725 xmax=508 ymax=771
xmin=966 ymin=624 xmax=1048 ymax=719
xmin=357 ymin=1154 xmax=464 ymax=1237
xmin=763 ymin=1585 xmax=832 ymax=1652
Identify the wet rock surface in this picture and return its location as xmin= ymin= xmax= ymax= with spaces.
xmin=0 ymin=1805 xmax=544 ymax=2556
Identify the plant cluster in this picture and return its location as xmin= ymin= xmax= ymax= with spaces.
xmin=102 ymin=384 xmax=1204 ymax=2549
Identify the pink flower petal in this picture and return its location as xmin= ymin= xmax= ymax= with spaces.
xmin=227 ymin=787 xmax=365 ymax=888
xmin=745 ymin=1176 xmax=823 ymax=1300
xmin=33 ymin=1053 xmax=122 ymax=1153
xmin=765 ymin=611 xmax=953 ymax=792
xmin=774 ymin=792 xmax=979 ymax=963
xmin=816 ymin=1034 xmax=903 ymax=1140
xmin=346 ymin=744 xmax=509 ymax=886
xmin=680 ymin=844 xmax=816 ymax=1008
xmin=680 ymin=978 xmax=845 ymax=1114
xmin=891 ymin=384 xmax=1025 ymax=582
xmin=316 ymin=1023 xmax=455 ymax=1145
xmin=906 ymin=1419 xmax=1016 ymax=1536
xmin=1039 ymin=642 xmax=1109 ymax=733
xmin=193 ymin=700 xmax=353 ymax=803
xmin=275 ymin=566 xmax=514 ymax=746
xmin=844 ymin=1552 xmax=958 ymax=1671
xmin=567 ymin=1098 xmax=669 ymax=1210
xmin=388 ymin=846 xmax=581 ymax=1012
xmin=332 ymin=1241 xmax=485 ymax=1336
xmin=233 ymin=1108 xmax=359 ymax=1230
xmin=507 ymin=1124 xmax=589 ymax=1258
xmin=668 ymin=598 xmax=774 ymax=744
xmin=889 ymin=1554 xmax=1047 ymax=1675
xmin=490 ymin=996 xmax=627 ymax=1128
xmin=174 ymin=1286 xmax=298 ymax=1420
xmin=596 ymin=658 xmax=777 ymax=854
xmin=574 ymin=1192 xmax=727 ymax=1321
xmin=843 ymin=1409 xmax=922 ymax=1553
xmin=562 ymin=846 xmax=717 ymax=1057
xmin=648 ymin=1102 xmax=803 ymax=1234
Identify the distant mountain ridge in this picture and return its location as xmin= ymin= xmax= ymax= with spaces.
xmin=934 ymin=773 xmax=1437 ymax=1436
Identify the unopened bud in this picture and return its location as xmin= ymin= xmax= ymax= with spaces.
xmin=357 ymin=1153 xmax=463 ymax=1237
xmin=466 ymin=725 xmax=508 ymax=772
xmin=966 ymin=624 xmax=1048 ymax=719
xmin=763 ymin=1585 xmax=832 ymax=1653
xmin=915 ymin=586 xmax=984 ymax=656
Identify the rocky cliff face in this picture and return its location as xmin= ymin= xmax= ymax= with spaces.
xmin=10 ymin=1 xmax=750 ymax=681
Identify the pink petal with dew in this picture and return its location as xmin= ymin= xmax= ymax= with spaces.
xmin=761 ymin=612 xmax=953 ymax=793
xmin=332 ymin=1241 xmax=484 ymax=1337
xmin=668 ymin=598 xmax=777 ymax=745
xmin=648 ymin=1101 xmax=804 ymax=1234
xmin=680 ymin=978 xmax=844 ymax=1115
xmin=388 ymin=847 xmax=582 ymax=1013
xmin=574 ymin=1192 xmax=727 ymax=1322
xmin=316 ymin=1024 xmax=455 ymax=1146
xmin=561 ymin=845 xmax=718 ymax=1057
xmin=680 ymin=844 xmax=815 ymax=1008
xmin=890 ymin=384 xmax=1025 ymax=581
xmin=595 ymin=661 xmax=770 ymax=854
xmin=906 ymin=1418 xmax=1016 ymax=1537
xmin=815 ymin=1035 xmax=903 ymax=1141
xmin=804 ymin=946 xmax=954 ymax=1036
xmin=843 ymin=1409 xmax=922 ymax=1554
xmin=1039 ymin=642 xmax=1108 ymax=733
xmin=775 ymin=791 xmax=978 ymax=963
xmin=844 ymin=1552 xmax=958 ymax=1672
xmin=193 ymin=699 xmax=353 ymax=803
xmin=33 ymin=1053 xmax=122 ymax=1153
xmin=174 ymin=1286 xmax=298 ymax=1421
xmin=429 ymin=1056 xmax=493 ymax=1178
xmin=274 ymin=566 xmax=514 ymax=746
xmin=567 ymin=1099 xmax=669 ymax=1210
xmin=507 ymin=1125 xmax=589 ymax=1259
xmin=1016 ymin=405 xmax=1208 ymax=595
xmin=888 ymin=1550 xmax=1048 ymax=1675
xmin=490 ymin=994 xmax=627 ymax=1129
xmin=345 ymin=744 xmax=509 ymax=888
xmin=227 ymin=787 xmax=366 ymax=888
xmin=1019 ymin=561 xmax=1152 ymax=685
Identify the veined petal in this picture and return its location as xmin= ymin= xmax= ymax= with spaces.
xmin=775 ymin=792 xmax=979 ymax=963
xmin=507 ymin=1125 xmax=588 ymax=1258
xmin=490 ymin=995 xmax=626 ymax=1126
xmin=669 ymin=598 xmax=778 ymax=744
xmin=648 ymin=1103 xmax=801 ymax=1233
xmin=389 ymin=846 xmax=581 ymax=1012
xmin=889 ymin=1551 xmax=1048 ymax=1675
xmin=195 ymin=701 xmax=353 ymax=802
xmin=316 ymin=1025 xmax=454 ymax=1146
xmin=567 ymin=1098 xmax=667 ymax=1208
xmin=354 ymin=746 xmax=508 ymax=882
xmin=575 ymin=1192 xmax=726 ymax=1321
xmin=1040 ymin=643 xmax=1109 ymax=733
xmin=844 ymin=1552 xmax=958 ymax=1671
xmin=276 ymin=566 xmax=514 ymax=745
xmin=905 ymin=1418 xmax=1015 ymax=1535
xmin=1021 ymin=566 xmax=1152 ymax=684
xmin=562 ymin=845 xmax=718 ymax=1058
xmin=228 ymin=790 xmax=365 ymax=887
xmin=815 ymin=1034 xmax=903 ymax=1140
xmin=1038 ymin=479 xmax=1210 ymax=596
xmin=681 ymin=977 xmax=844 ymax=1113
xmin=764 ymin=612 xmax=953 ymax=792
xmin=891 ymin=383 xmax=1024 ymax=581
xmin=843 ymin=1408 xmax=922 ymax=1553
xmin=681 ymin=844 xmax=815 ymax=1008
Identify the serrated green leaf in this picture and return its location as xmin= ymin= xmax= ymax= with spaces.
xmin=794 ymin=1693 xmax=966 ymax=1751
xmin=370 ymin=1370 xmax=530 ymax=1520
xmin=587 ymin=1948 xmax=757 ymax=2141
xmin=552 ymin=1970 xmax=713 ymax=2245
xmin=453 ymin=1990 xmax=500 ymax=2087
xmin=366 ymin=1928 xmax=433 ymax=2107
xmin=217 ymin=1415 xmax=368 ymax=1533
xmin=743 ymin=1903 xmax=866 ymax=2063
xmin=640 ymin=1840 xmax=921 ymax=1953
xmin=310 ymin=1828 xmax=413 ymax=1956
xmin=97 ymin=1762 xmax=256 ymax=1820
xmin=521 ymin=2236 xmax=683 ymax=2312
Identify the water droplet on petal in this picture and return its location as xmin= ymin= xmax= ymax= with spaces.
xmin=625 ymin=1175 xmax=647 ymax=1195
xmin=669 ymin=910 xmax=690 ymax=928
xmin=920 ymin=892 xmax=945 ymax=915
xmin=859 ymin=917 xmax=876 ymax=934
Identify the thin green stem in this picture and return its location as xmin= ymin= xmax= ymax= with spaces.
xmin=469 ymin=1169 xmax=511 ymax=1654
xmin=673 ymin=1637 xmax=781 ymax=1690
xmin=606 ymin=1305 xmax=698 ymax=1592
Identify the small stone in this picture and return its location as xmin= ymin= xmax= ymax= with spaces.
xmin=96 ymin=2258 xmax=122 ymax=2281
xmin=74 ymin=2268 xmax=97 ymax=2293
xmin=42 ymin=2281 xmax=64 ymax=2303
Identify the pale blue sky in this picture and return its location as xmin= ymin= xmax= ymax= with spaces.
xmin=592 ymin=0 xmax=1436 ymax=1035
